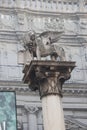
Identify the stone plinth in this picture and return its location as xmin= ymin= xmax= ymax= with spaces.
xmin=23 ymin=60 xmax=75 ymax=130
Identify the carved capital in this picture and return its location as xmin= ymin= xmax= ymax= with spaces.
xmin=23 ymin=61 xmax=75 ymax=98
xmin=24 ymin=105 xmax=39 ymax=114
xmin=37 ymin=71 xmax=71 ymax=98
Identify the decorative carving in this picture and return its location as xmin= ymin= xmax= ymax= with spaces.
xmin=45 ymin=18 xmax=64 ymax=31
xmin=27 ymin=16 xmax=32 ymax=30
xmin=26 ymin=16 xmax=64 ymax=32
xmin=35 ymin=68 xmax=71 ymax=98
xmin=79 ymin=19 xmax=87 ymax=33
xmin=22 ymin=61 xmax=75 ymax=98
xmin=24 ymin=105 xmax=39 ymax=114
xmin=17 ymin=14 xmax=24 ymax=25
xmin=0 ymin=14 xmax=15 ymax=30
xmin=23 ymin=30 xmax=66 ymax=61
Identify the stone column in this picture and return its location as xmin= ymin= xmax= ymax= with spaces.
xmin=39 ymin=72 xmax=70 ymax=130
xmin=24 ymin=105 xmax=38 ymax=130
xmin=38 ymin=71 xmax=70 ymax=130
xmin=23 ymin=61 xmax=75 ymax=130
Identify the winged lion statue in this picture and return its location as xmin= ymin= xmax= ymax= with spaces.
xmin=22 ymin=30 xmax=66 ymax=61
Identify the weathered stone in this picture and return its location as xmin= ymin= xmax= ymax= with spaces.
xmin=23 ymin=60 xmax=75 ymax=130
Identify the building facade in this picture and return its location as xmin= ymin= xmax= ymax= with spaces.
xmin=0 ymin=0 xmax=87 ymax=130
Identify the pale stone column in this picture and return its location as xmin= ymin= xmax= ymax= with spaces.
xmin=38 ymin=72 xmax=68 ymax=130
xmin=42 ymin=96 xmax=65 ymax=130
xmin=24 ymin=106 xmax=38 ymax=130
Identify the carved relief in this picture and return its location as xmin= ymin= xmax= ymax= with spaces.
xmin=26 ymin=15 xmax=64 ymax=32
xmin=38 ymin=71 xmax=71 ymax=98
xmin=39 ymin=77 xmax=62 ymax=98
xmin=64 ymin=19 xmax=79 ymax=34
xmin=27 ymin=16 xmax=33 ymax=30
xmin=17 ymin=14 xmax=25 ymax=25
xmin=0 ymin=14 xmax=15 ymax=30
xmin=79 ymin=19 xmax=87 ymax=34
xmin=44 ymin=17 xmax=64 ymax=31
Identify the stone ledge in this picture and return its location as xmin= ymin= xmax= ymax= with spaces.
xmin=23 ymin=60 xmax=76 ymax=83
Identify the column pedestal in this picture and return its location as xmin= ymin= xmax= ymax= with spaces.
xmin=23 ymin=61 xmax=75 ymax=130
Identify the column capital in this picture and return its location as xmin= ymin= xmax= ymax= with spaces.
xmin=24 ymin=105 xmax=39 ymax=114
xmin=23 ymin=61 xmax=75 ymax=98
xmin=38 ymin=70 xmax=71 ymax=98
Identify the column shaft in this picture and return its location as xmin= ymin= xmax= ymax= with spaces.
xmin=42 ymin=95 xmax=65 ymax=130
xmin=28 ymin=113 xmax=37 ymax=130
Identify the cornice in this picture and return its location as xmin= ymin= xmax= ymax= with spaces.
xmin=0 ymin=7 xmax=87 ymax=18
xmin=63 ymin=89 xmax=87 ymax=97
xmin=0 ymin=81 xmax=86 ymax=96
xmin=63 ymin=83 xmax=87 ymax=96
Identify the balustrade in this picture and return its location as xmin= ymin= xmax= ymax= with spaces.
xmin=0 ymin=0 xmax=86 ymax=13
